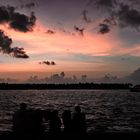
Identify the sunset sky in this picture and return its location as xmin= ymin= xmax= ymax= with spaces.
xmin=0 ymin=0 xmax=140 ymax=79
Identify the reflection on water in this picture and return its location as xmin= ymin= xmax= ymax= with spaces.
xmin=0 ymin=90 xmax=140 ymax=133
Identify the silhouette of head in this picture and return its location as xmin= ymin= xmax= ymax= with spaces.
xmin=20 ymin=103 xmax=27 ymax=111
xmin=75 ymin=106 xmax=81 ymax=113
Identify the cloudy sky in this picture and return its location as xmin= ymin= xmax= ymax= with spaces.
xmin=0 ymin=0 xmax=140 ymax=79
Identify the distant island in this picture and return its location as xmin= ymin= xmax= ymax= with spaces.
xmin=0 ymin=83 xmax=132 ymax=90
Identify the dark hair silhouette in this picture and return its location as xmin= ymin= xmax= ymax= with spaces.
xmin=75 ymin=106 xmax=81 ymax=113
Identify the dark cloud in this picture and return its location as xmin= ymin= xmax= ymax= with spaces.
xmin=39 ymin=61 xmax=56 ymax=65
xmin=87 ymin=0 xmax=140 ymax=33
xmin=51 ymin=61 xmax=56 ymax=65
xmin=98 ymin=23 xmax=110 ymax=34
xmin=86 ymin=0 xmax=118 ymax=34
xmin=103 ymin=17 xmax=117 ymax=26
xmin=74 ymin=25 xmax=84 ymax=36
xmin=0 ymin=6 xmax=12 ymax=24
xmin=0 ymin=30 xmax=29 ymax=58
xmin=40 ymin=61 xmax=50 ymax=65
xmin=98 ymin=16 xmax=116 ymax=34
xmin=115 ymin=3 xmax=140 ymax=31
xmin=45 ymin=29 xmax=55 ymax=34
xmin=0 ymin=5 xmax=36 ymax=32
xmin=0 ymin=5 xmax=36 ymax=58
xmin=10 ymin=12 xmax=36 ymax=32
xmin=11 ymin=47 xmax=29 ymax=58
xmin=82 ymin=9 xmax=92 ymax=23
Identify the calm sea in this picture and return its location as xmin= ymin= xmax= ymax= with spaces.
xmin=0 ymin=90 xmax=140 ymax=133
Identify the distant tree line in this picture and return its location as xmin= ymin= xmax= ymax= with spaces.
xmin=0 ymin=83 xmax=132 ymax=90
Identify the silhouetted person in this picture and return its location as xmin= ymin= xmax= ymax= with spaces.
xmin=72 ymin=106 xmax=86 ymax=134
xmin=49 ymin=110 xmax=61 ymax=134
xmin=62 ymin=110 xmax=72 ymax=133
xmin=13 ymin=103 xmax=28 ymax=133
xmin=30 ymin=109 xmax=46 ymax=134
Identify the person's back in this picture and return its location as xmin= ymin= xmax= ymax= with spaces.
xmin=72 ymin=106 xmax=86 ymax=134
xmin=49 ymin=110 xmax=61 ymax=134
xmin=13 ymin=103 xmax=28 ymax=133
xmin=62 ymin=110 xmax=72 ymax=133
xmin=31 ymin=109 xmax=45 ymax=133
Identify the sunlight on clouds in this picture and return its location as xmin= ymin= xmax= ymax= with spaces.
xmin=1 ymin=21 xmax=140 ymax=74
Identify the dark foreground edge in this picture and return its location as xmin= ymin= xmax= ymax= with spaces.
xmin=0 ymin=132 xmax=140 ymax=140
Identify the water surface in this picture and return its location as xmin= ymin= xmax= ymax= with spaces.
xmin=0 ymin=90 xmax=140 ymax=133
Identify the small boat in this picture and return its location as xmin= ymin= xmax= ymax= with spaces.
xmin=130 ymin=85 xmax=140 ymax=92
